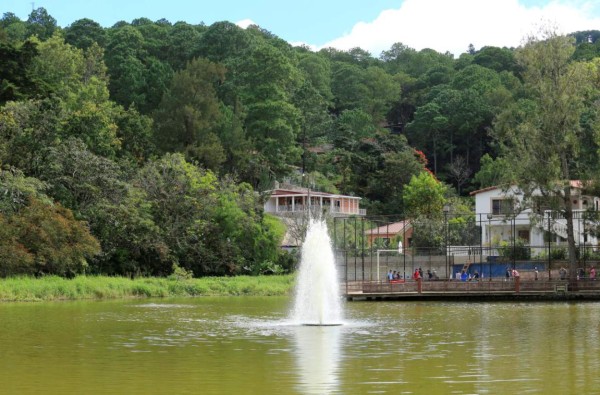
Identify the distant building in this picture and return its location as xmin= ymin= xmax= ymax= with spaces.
xmin=365 ymin=220 xmax=413 ymax=249
xmin=263 ymin=185 xmax=365 ymax=248
xmin=470 ymin=182 xmax=600 ymax=248
xmin=264 ymin=187 xmax=365 ymax=217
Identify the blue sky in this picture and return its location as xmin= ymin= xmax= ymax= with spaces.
xmin=4 ymin=0 xmax=600 ymax=56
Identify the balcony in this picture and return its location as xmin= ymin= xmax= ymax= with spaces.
xmin=273 ymin=204 xmax=365 ymax=216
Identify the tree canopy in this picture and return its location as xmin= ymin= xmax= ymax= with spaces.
xmin=2 ymin=7 xmax=600 ymax=277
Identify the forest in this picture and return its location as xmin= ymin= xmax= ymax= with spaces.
xmin=1 ymin=7 xmax=600 ymax=278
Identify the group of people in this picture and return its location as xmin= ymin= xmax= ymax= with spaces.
xmin=559 ymin=266 xmax=596 ymax=280
xmin=505 ymin=268 xmax=520 ymax=280
xmin=387 ymin=268 xmax=438 ymax=281
xmin=387 ymin=270 xmax=403 ymax=281
xmin=460 ymin=270 xmax=480 ymax=281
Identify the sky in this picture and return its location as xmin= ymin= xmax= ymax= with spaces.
xmin=4 ymin=0 xmax=600 ymax=57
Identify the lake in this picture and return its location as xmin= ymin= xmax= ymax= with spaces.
xmin=1 ymin=297 xmax=598 ymax=394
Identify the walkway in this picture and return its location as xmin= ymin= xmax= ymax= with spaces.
xmin=343 ymin=279 xmax=600 ymax=301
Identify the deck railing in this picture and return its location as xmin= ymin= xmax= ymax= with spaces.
xmin=275 ymin=205 xmax=365 ymax=216
xmin=343 ymin=278 xmax=600 ymax=297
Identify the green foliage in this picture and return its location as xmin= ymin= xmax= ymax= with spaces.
xmin=0 ymin=274 xmax=296 ymax=301
xmin=0 ymin=98 xmax=63 ymax=176
xmin=473 ymin=154 xmax=513 ymax=188
xmin=498 ymin=238 xmax=531 ymax=260
xmin=493 ymin=28 xmax=600 ymax=269
xmin=403 ymin=172 xmax=447 ymax=219
xmin=27 ymin=33 xmax=85 ymax=101
xmin=0 ymin=40 xmax=40 ymax=103
xmin=549 ymin=247 xmax=567 ymax=260
xmin=153 ymin=58 xmax=226 ymax=165
xmin=0 ymin=196 xmax=101 ymax=277
xmin=26 ymin=8 xmax=58 ymax=41
xmin=64 ymin=18 xmax=107 ymax=50
xmin=134 ymin=153 xmax=217 ymax=275
xmin=2 ymin=12 xmax=600 ymax=280
xmin=0 ymin=167 xmax=50 ymax=214
xmin=169 ymin=263 xmax=194 ymax=280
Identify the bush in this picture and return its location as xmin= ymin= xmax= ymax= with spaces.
xmin=550 ymin=247 xmax=567 ymax=260
xmin=499 ymin=239 xmax=531 ymax=260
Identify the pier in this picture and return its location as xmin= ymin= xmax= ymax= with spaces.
xmin=343 ymin=278 xmax=600 ymax=301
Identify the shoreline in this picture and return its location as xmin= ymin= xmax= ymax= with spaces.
xmin=0 ymin=274 xmax=296 ymax=302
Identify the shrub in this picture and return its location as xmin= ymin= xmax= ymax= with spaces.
xmin=499 ymin=239 xmax=531 ymax=260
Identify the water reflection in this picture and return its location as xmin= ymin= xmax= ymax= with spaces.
xmin=292 ymin=325 xmax=342 ymax=394
xmin=4 ymin=299 xmax=600 ymax=394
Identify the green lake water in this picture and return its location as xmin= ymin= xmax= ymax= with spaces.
xmin=1 ymin=297 xmax=599 ymax=394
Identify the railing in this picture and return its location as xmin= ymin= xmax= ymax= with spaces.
xmin=274 ymin=205 xmax=365 ymax=216
xmin=344 ymin=278 xmax=600 ymax=296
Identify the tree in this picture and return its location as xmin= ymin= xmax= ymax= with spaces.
xmin=403 ymin=171 xmax=447 ymax=219
xmin=1 ymin=12 xmax=27 ymax=43
xmin=166 ymin=22 xmax=202 ymax=70
xmin=473 ymin=153 xmax=512 ymax=188
xmin=26 ymin=33 xmax=84 ymax=101
xmin=64 ymin=18 xmax=106 ymax=50
xmin=0 ymin=98 xmax=63 ymax=176
xmin=153 ymin=58 xmax=226 ymax=167
xmin=235 ymin=42 xmax=302 ymax=180
xmin=493 ymin=28 xmax=600 ymax=278
xmin=134 ymin=153 xmax=218 ymax=275
xmin=446 ymin=155 xmax=472 ymax=195
xmin=105 ymin=24 xmax=173 ymax=113
xmin=405 ymin=102 xmax=448 ymax=175
xmin=6 ymin=197 xmax=101 ymax=276
xmin=0 ymin=40 xmax=40 ymax=103
xmin=26 ymin=7 xmax=57 ymax=41
xmin=0 ymin=167 xmax=101 ymax=276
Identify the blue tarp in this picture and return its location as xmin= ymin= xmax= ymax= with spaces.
xmin=453 ymin=262 xmax=546 ymax=278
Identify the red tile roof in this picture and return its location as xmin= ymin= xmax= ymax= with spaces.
xmin=365 ymin=221 xmax=411 ymax=235
xmin=269 ymin=188 xmax=360 ymax=199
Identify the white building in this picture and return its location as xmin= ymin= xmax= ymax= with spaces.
xmin=470 ymin=182 xmax=600 ymax=253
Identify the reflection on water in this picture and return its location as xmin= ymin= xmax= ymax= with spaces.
xmin=292 ymin=325 xmax=342 ymax=394
xmin=2 ymin=298 xmax=600 ymax=394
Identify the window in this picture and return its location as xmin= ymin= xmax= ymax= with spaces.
xmin=517 ymin=230 xmax=530 ymax=243
xmin=492 ymin=198 xmax=514 ymax=215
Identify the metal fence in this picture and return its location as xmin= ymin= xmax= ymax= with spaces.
xmin=332 ymin=213 xmax=600 ymax=285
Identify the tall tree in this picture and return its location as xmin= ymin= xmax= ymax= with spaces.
xmin=153 ymin=57 xmax=226 ymax=168
xmin=64 ymin=18 xmax=106 ymax=50
xmin=493 ymin=28 xmax=600 ymax=278
xmin=26 ymin=7 xmax=57 ymax=40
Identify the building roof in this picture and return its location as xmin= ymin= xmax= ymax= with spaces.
xmin=268 ymin=188 xmax=361 ymax=200
xmin=365 ymin=220 xmax=411 ymax=235
xmin=469 ymin=185 xmax=501 ymax=196
xmin=470 ymin=181 xmax=586 ymax=196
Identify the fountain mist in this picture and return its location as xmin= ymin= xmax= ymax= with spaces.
xmin=291 ymin=218 xmax=343 ymax=326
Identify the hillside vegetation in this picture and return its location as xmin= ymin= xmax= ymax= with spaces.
xmin=1 ymin=9 xmax=599 ymax=277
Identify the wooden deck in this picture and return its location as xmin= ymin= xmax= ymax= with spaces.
xmin=343 ymin=279 xmax=600 ymax=301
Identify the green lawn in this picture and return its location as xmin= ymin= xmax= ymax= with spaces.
xmin=0 ymin=274 xmax=296 ymax=302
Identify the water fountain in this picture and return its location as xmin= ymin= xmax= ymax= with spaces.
xmin=291 ymin=218 xmax=343 ymax=326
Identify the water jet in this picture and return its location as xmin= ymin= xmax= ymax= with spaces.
xmin=291 ymin=218 xmax=343 ymax=326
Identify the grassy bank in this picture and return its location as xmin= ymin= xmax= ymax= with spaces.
xmin=0 ymin=274 xmax=297 ymax=302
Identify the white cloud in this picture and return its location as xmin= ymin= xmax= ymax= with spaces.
xmin=235 ymin=18 xmax=256 ymax=29
xmin=319 ymin=0 xmax=600 ymax=57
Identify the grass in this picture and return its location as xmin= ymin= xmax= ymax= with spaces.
xmin=0 ymin=274 xmax=297 ymax=302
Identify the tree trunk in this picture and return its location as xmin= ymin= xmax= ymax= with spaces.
xmin=561 ymin=152 xmax=577 ymax=281
xmin=563 ymin=186 xmax=577 ymax=280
